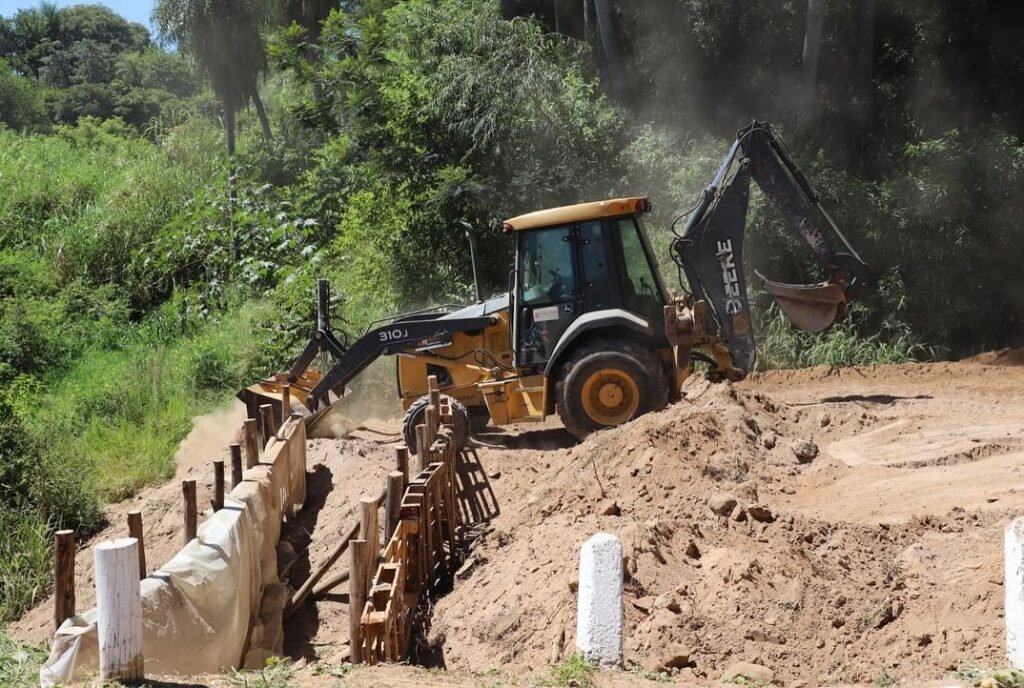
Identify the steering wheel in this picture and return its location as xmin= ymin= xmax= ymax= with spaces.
xmin=547 ymin=269 xmax=566 ymax=300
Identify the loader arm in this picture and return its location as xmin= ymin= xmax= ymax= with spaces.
xmin=238 ymin=279 xmax=496 ymax=430
xmin=671 ymin=120 xmax=867 ymax=375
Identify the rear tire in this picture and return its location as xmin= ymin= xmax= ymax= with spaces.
xmin=402 ymin=395 xmax=471 ymax=454
xmin=557 ymin=338 xmax=668 ymax=440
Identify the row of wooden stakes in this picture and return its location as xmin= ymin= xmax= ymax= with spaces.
xmin=52 ymin=395 xmax=296 ymax=632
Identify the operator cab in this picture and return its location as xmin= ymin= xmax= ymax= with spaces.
xmin=504 ymin=197 xmax=669 ymax=370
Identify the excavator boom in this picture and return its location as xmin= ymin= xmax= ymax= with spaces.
xmin=671 ymin=121 xmax=867 ymax=375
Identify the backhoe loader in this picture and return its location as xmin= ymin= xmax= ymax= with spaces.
xmin=239 ymin=121 xmax=867 ymax=448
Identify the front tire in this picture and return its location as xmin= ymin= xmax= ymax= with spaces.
xmin=402 ymin=395 xmax=471 ymax=454
xmin=557 ymin=339 xmax=665 ymax=440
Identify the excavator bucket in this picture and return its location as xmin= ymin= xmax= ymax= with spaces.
xmin=759 ymin=275 xmax=848 ymax=333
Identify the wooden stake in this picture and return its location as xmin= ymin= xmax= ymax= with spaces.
xmin=360 ymin=497 xmax=379 ymax=596
xmin=349 ymin=539 xmax=368 ymax=663
xmin=384 ymin=472 xmax=404 ymax=542
xmin=415 ymin=424 xmax=430 ymax=473
xmin=259 ymin=404 xmax=276 ymax=446
xmin=243 ymin=419 xmax=260 ymax=468
xmin=229 ymin=443 xmax=243 ymax=488
xmin=182 ymin=479 xmax=197 ymax=545
xmin=394 ymin=445 xmax=409 ymax=486
xmin=126 ymin=512 xmax=146 ymax=579
xmin=425 ymin=405 xmax=438 ymax=446
xmin=281 ymin=384 xmax=291 ymax=417
xmin=94 ymin=538 xmax=143 ymax=681
xmin=213 ymin=460 xmax=225 ymax=511
xmin=54 ymin=529 xmax=75 ymax=630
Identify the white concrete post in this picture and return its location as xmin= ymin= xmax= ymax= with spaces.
xmin=1007 ymin=518 xmax=1024 ymax=668
xmin=94 ymin=538 xmax=144 ymax=681
xmin=576 ymin=532 xmax=623 ymax=667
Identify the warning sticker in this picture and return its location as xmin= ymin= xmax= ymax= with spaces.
xmin=533 ymin=305 xmax=559 ymax=322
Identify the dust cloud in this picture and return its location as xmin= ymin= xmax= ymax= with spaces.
xmin=174 ymin=400 xmax=247 ymax=477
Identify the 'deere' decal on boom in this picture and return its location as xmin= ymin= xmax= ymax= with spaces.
xmin=716 ymin=239 xmax=743 ymax=315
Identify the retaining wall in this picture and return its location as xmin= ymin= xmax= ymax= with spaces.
xmin=40 ymin=415 xmax=307 ymax=685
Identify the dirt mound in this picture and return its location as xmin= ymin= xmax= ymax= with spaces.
xmin=426 ymin=374 xmax=1014 ymax=684
xmin=965 ymin=347 xmax=1024 ymax=366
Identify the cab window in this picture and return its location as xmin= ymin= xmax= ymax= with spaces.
xmin=519 ymin=226 xmax=576 ymax=305
xmin=616 ymin=218 xmax=663 ymax=320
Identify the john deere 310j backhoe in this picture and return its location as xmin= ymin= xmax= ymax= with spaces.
xmin=239 ymin=122 xmax=867 ymax=449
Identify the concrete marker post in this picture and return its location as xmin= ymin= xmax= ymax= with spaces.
xmin=576 ymin=532 xmax=623 ymax=667
xmin=94 ymin=538 xmax=144 ymax=681
xmin=1006 ymin=517 xmax=1024 ymax=667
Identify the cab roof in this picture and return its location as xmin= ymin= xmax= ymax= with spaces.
xmin=503 ymin=196 xmax=650 ymax=232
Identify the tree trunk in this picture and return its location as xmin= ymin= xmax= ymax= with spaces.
xmin=801 ymin=0 xmax=825 ymax=121
xmin=252 ymin=89 xmax=272 ymax=141
xmin=857 ymin=0 xmax=875 ymax=119
xmin=225 ymin=106 xmax=238 ymax=262
xmin=593 ymin=0 xmax=625 ymax=103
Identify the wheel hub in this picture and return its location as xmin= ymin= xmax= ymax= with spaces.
xmin=580 ymin=367 xmax=641 ymax=426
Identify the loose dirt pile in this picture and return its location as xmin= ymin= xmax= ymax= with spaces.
xmin=13 ymin=360 xmax=1024 ymax=688
xmin=423 ymin=362 xmax=1024 ymax=685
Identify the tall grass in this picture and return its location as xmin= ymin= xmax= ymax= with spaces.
xmin=755 ymin=302 xmax=930 ymax=370
xmin=0 ymin=630 xmax=46 ymax=688
xmin=0 ymin=299 xmax=272 ymax=625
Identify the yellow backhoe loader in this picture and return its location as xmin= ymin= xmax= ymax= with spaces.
xmin=239 ymin=122 xmax=866 ymax=449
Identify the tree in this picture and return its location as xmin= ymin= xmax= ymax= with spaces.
xmin=153 ymin=0 xmax=275 ymax=155
xmin=0 ymin=58 xmax=45 ymax=130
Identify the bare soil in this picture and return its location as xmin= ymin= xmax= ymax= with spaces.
xmin=13 ymin=360 xmax=1024 ymax=688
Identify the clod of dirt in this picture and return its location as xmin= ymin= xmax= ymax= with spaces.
xmin=746 ymin=504 xmax=775 ymax=523
xmin=659 ymin=645 xmax=692 ymax=670
xmin=791 ymin=438 xmax=819 ymax=463
xmin=722 ymin=661 xmax=775 ymax=684
xmin=600 ymin=500 xmax=621 ymax=516
xmin=708 ymin=492 xmax=738 ymax=516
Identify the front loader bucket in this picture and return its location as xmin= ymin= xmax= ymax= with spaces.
xmin=758 ymin=274 xmax=847 ymax=333
xmin=237 ymin=369 xmax=326 ymax=437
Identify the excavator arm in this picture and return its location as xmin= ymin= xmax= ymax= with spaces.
xmin=669 ymin=121 xmax=868 ymax=377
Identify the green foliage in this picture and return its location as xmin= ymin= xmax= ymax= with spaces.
xmin=228 ymin=655 xmax=297 ymax=688
xmin=0 ymin=3 xmax=198 ymax=129
xmin=0 ymin=630 xmax=46 ymax=688
xmin=0 ymin=508 xmax=51 ymax=624
xmin=548 ymin=652 xmax=597 ymax=688
xmin=0 ymin=59 xmax=45 ymax=131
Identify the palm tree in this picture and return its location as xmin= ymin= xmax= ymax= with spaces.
xmin=153 ymin=0 xmax=275 ymax=156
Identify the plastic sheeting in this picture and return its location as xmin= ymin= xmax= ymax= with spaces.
xmin=40 ymin=417 xmax=307 ymax=685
